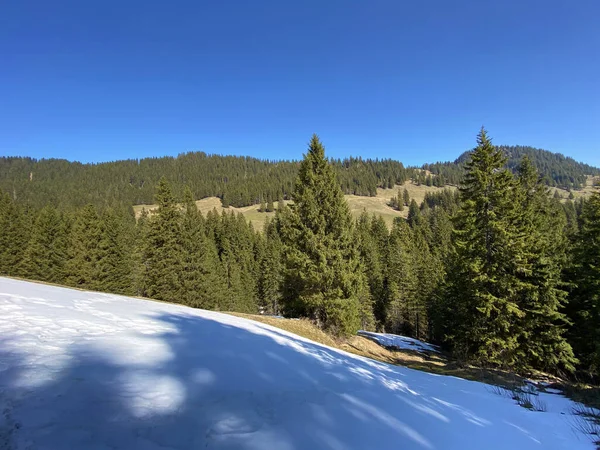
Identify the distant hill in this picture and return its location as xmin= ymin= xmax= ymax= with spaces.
xmin=1 ymin=145 xmax=597 ymax=212
xmin=425 ymin=145 xmax=600 ymax=189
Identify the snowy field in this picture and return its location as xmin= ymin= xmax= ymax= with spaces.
xmin=357 ymin=331 xmax=441 ymax=354
xmin=0 ymin=277 xmax=593 ymax=449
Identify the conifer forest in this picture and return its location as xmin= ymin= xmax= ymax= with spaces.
xmin=1 ymin=129 xmax=599 ymax=380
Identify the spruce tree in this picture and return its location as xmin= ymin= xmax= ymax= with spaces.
xmin=0 ymin=190 xmax=29 ymax=276
xmin=277 ymin=134 xmax=371 ymax=335
xmin=566 ymin=192 xmax=600 ymax=376
xmin=65 ymin=204 xmax=103 ymax=289
xmin=514 ymin=157 xmax=575 ymax=373
xmin=141 ymin=177 xmax=182 ymax=303
xmin=442 ymin=128 xmax=525 ymax=367
xmin=178 ymin=186 xmax=227 ymax=309
xmin=403 ymin=188 xmax=410 ymax=206
xmin=19 ymin=206 xmax=69 ymax=284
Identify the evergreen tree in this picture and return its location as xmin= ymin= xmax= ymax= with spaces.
xmin=19 ymin=206 xmax=69 ymax=284
xmin=257 ymin=218 xmax=283 ymax=315
xmin=178 ymin=186 xmax=227 ymax=309
xmin=442 ymin=128 xmax=525 ymax=367
xmin=0 ymin=190 xmax=29 ymax=276
xmin=514 ymin=157 xmax=576 ymax=373
xmin=259 ymin=195 xmax=266 ymax=213
xmin=566 ymin=192 xmax=600 ymax=376
xmin=277 ymin=135 xmax=372 ymax=334
xmin=266 ymin=194 xmax=275 ymax=213
xmin=65 ymin=204 xmax=103 ymax=289
xmin=403 ymin=188 xmax=410 ymax=206
xmin=407 ymin=199 xmax=421 ymax=227
xmin=96 ymin=208 xmax=135 ymax=295
xmin=141 ymin=177 xmax=182 ymax=303
xmin=385 ymin=219 xmax=418 ymax=334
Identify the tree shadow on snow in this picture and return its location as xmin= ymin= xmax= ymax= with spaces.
xmin=0 ymin=307 xmax=531 ymax=450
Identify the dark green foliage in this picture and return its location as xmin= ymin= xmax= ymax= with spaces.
xmin=0 ymin=190 xmax=29 ymax=276
xmin=277 ymin=135 xmax=372 ymax=335
xmin=403 ymin=188 xmax=410 ymax=206
xmin=19 ymin=206 xmax=70 ymax=284
xmin=566 ymin=192 xmax=600 ymax=376
xmin=0 ymin=153 xmax=411 ymax=211
xmin=426 ymin=145 xmax=599 ymax=190
xmin=141 ymin=177 xmax=182 ymax=303
xmin=178 ymin=187 xmax=227 ymax=309
xmin=257 ymin=218 xmax=283 ymax=315
xmin=441 ymin=129 xmax=525 ymax=367
xmin=514 ymin=157 xmax=576 ymax=373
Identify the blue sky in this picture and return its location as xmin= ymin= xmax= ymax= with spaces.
xmin=1 ymin=0 xmax=599 ymax=166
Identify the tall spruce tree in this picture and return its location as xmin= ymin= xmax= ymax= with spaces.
xmin=141 ymin=177 xmax=182 ymax=303
xmin=566 ymin=192 xmax=600 ymax=376
xmin=65 ymin=204 xmax=103 ymax=289
xmin=19 ymin=205 xmax=69 ymax=284
xmin=277 ymin=134 xmax=372 ymax=334
xmin=514 ymin=157 xmax=576 ymax=373
xmin=178 ymin=186 xmax=227 ymax=309
xmin=0 ymin=190 xmax=29 ymax=276
xmin=442 ymin=128 xmax=525 ymax=367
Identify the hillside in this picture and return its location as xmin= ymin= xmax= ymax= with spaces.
xmin=133 ymin=181 xmax=455 ymax=229
xmin=0 ymin=278 xmax=594 ymax=449
xmin=1 ymin=145 xmax=597 ymax=213
xmin=426 ymin=145 xmax=600 ymax=189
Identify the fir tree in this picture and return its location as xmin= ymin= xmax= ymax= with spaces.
xmin=19 ymin=206 xmax=69 ymax=284
xmin=442 ymin=128 xmax=525 ymax=367
xmin=141 ymin=177 xmax=182 ymax=303
xmin=65 ymin=204 xmax=103 ymax=289
xmin=566 ymin=192 xmax=600 ymax=376
xmin=178 ymin=186 xmax=227 ymax=309
xmin=514 ymin=157 xmax=576 ymax=373
xmin=403 ymin=188 xmax=410 ymax=206
xmin=0 ymin=190 xmax=29 ymax=276
xmin=277 ymin=135 xmax=371 ymax=335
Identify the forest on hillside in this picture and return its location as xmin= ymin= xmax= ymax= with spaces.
xmin=1 ymin=145 xmax=597 ymax=212
xmin=1 ymin=130 xmax=599 ymax=381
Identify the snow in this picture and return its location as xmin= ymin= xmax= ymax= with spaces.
xmin=357 ymin=331 xmax=441 ymax=354
xmin=0 ymin=277 xmax=593 ymax=450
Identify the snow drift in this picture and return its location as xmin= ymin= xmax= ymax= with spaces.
xmin=0 ymin=277 xmax=592 ymax=449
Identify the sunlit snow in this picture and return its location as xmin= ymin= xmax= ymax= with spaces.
xmin=0 ymin=277 xmax=593 ymax=449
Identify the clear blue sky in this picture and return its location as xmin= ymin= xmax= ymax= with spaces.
xmin=1 ymin=0 xmax=599 ymax=166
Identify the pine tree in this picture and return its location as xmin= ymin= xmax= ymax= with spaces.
xmin=257 ymin=218 xmax=283 ymax=315
xmin=277 ymin=134 xmax=371 ymax=335
xmin=65 ymin=204 xmax=103 ymax=289
xmin=259 ymin=195 xmax=266 ymax=213
xmin=403 ymin=188 xmax=410 ymax=206
xmin=266 ymin=194 xmax=274 ymax=213
xmin=96 ymin=208 xmax=134 ymax=295
xmin=141 ymin=177 xmax=182 ymax=303
xmin=0 ymin=190 xmax=29 ymax=276
xmin=514 ymin=157 xmax=576 ymax=373
xmin=178 ymin=186 xmax=227 ymax=309
xmin=19 ymin=206 xmax=69 ymax=284
xmin=385 ymin=219 xmax=418 ymax=334
xmin=566 ymin=192 xmax=600 ymax=376
xmin=442 ymin=128 xmax=525 ymax=367
xmin=407 ymin=199 xmax=421 ymax=227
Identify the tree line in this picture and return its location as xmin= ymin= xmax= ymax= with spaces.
xmin=1 ymin=131 xmax=599 ymax=380
xmin=2 ymin=143 xmax=597 ymax=213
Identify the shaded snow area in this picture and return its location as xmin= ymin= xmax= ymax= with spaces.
xmin=358 ymin=331 xmax=441 ymax=354
xmin=0 ymin=278 xmax=592 ymax=450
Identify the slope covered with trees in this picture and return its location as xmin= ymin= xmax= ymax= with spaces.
xmin=425 ymin=145 xmax=600 ymax=189
xmin=1 ymin=131 xmax=599 ymax=381
xmin=1 ymin=143 xmax=597 ymax=212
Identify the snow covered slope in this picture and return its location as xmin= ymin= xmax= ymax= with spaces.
xmin=0 ymin=277 xmax=592 ymax=449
